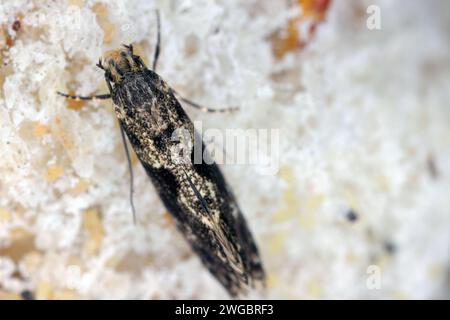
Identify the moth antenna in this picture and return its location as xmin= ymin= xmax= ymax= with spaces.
xmin=119 ymin=123 xmax=137 ymax=225
xmin=172 ymin=89 xmax=239 ymax=113
xmin=96 ymin=59 xmax=104 ymax=70
xmin=56 ymin=91 xmax=111 ymax=100
xmin=123 ymin=43 xmax=133 ymax=53
xmin=152 ymin=9 xmax=161 ymax=71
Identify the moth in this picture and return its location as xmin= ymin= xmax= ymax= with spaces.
xmin=58 ymin=11 xmax=265 ymax=297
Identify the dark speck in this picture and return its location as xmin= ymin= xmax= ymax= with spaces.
xmin=384 ymin=241 xmax=396 ymax=255
xmin=427 ymin=154 xmax=439 ymax=179
xmin=12 ymin=20 xmax=21 ymax=32
xmin=346 ymin=209 xmax=359 ymax=222
xmin=20 ymin=290 xmax=34 ymax=300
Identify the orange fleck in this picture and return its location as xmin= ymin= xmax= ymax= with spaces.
xmin=272 ymin=17 xmax=302 ymax=59
xmin=163 ymin=212 xmax=174 ymax=226
xmin=301 ymin=0 xmax=330 ymax=20
xmin=33 ymin=122 xmax=49 ymax=137
xmin=46 ymin=165 xmax=64 ymax=182
xmin=66 ymin=91 xmax=87 ymax=110
xmin=6 ymin=36 xmax=14 ymax=47
xmin=272 ymin=0 xmax=331 ymax=59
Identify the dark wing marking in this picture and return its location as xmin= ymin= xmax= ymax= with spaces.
xmin=181 ymin=167 xmax=210 ymax=215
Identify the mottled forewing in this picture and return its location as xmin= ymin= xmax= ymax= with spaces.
xmin=111 ymin=70 xmax=264 ymax=296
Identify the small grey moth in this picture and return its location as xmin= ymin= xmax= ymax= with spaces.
xmin=58 ymin=11 xmax=265 ymax=297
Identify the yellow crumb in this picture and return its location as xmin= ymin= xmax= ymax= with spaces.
xmin=68 ymin=0 xmax=84 ymax=7
xmin=428 ymin=264 xmax=445 ymax=280
xmin=53 ymin=289 xmax=78 ymax=300
xmin=269 ymin=232 xmax=286 ymax=254
xmin=69 ymin=179 xmax=90 ymax=195
xmin=346 ymin=250 xmax=360 ymax=263
xmin=376 ymin=174 xmax=390 ymax=193
xmin=299 ymin=212 xmax=315 ymax=228
xmin=305 ymin=194 xmax=324 ymax=212
xmin=266 ymin=273 xmax=278 ymax=289
xmin=106 ymin=255 xmax=121 ymax=268
xmin=272 ymin=209 xmax=292 ymax=223
xmin=306 ymin=278 xmax=322 ymax=298
xmin=0 ymin=207 xmax=12 ymax=222
xmin=279 ymin=166 xmax=296 ymax=184
xmin=83 ymin=209 xmax=104 ymax=256
xmin=392 ymin=291 xmax=409 ymax=300
xmin=272 ymin=166 xmax=299 ymax=223
xmin=36 ymin=282 xmax=53 ymax=300
xmin=23 ymin=251 xmax=43 ymax=271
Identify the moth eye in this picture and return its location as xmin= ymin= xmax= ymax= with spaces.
xmin=120 ymin=51 xmax=127 ymax=57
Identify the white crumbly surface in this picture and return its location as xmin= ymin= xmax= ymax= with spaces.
xmin=0 ymin=0 xmax=449 ymax=299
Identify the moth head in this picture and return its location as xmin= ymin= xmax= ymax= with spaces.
xmin=97 ymin=44 xmax=143 ymax=83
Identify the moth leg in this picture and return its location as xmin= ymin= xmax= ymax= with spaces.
xmin=119 ymin=123 xmax=137 ymax=224
xmin=152 ymin=9 xmax=161 ymax=71
xmin=57 ymin=91 xmax=111 ymax=100
xmin=173 ymin=90 xmax=239 ymax=113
